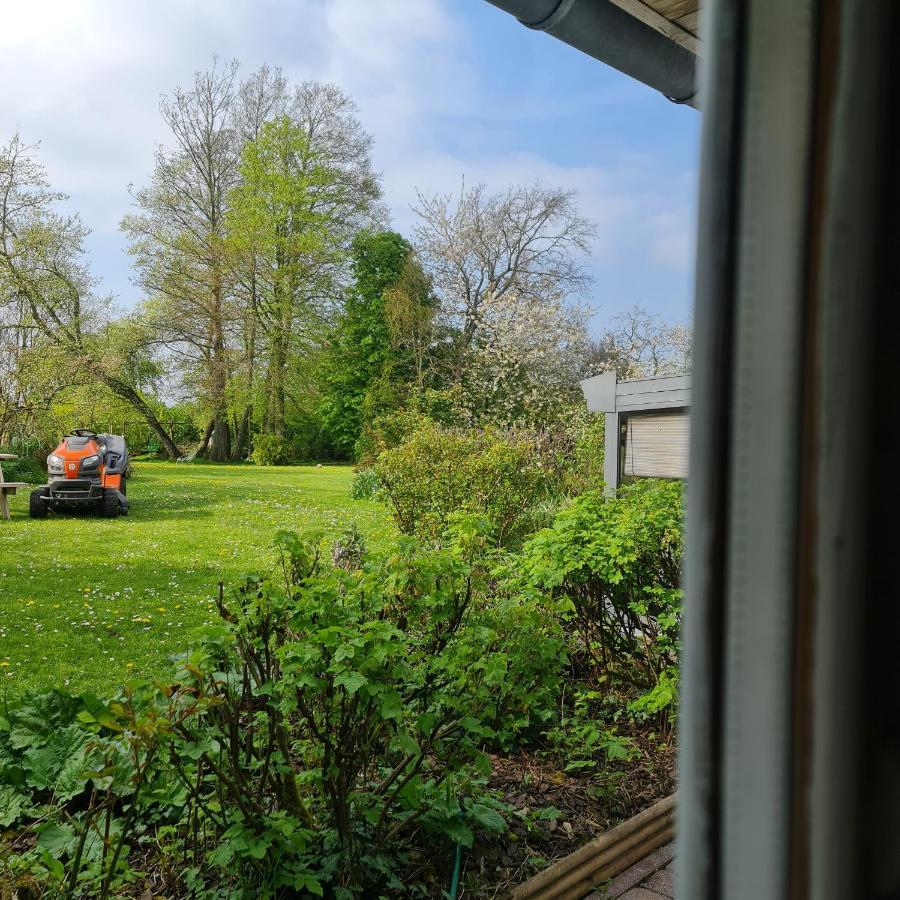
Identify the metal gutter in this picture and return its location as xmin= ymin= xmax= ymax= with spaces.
xmin=486 ymin=0 xmax=698 ymax=107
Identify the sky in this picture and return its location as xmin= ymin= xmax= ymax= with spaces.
xmin=0 ymin=0 xmax=700 ymax=333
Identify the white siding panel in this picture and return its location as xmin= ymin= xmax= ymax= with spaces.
xmin=623 ymin=411 xmax=690 ymax=479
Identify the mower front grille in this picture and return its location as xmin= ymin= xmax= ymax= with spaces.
xmin=49 ymin=479 xmax=102 ymax=500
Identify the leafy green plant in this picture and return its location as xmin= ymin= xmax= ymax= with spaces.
xmin=562 ymin=410 xmax=605 ymax=495
xmin=353 ymin=388 xmax=467 ymax=466
xmin=251 ymin=433 xmax=290 ymax=466
xmin=0 ymin=445 xmax=45 ymax=483
xmin=517 ymin=480 xmax=684 ymax=731
xmin=353 ymin=408 xmax=432 ymax=466
xmin=170 ymin=519 xmax=562 ymax=888
xmin=0 ymin=520 xmax=567 ymax=897
xmin=542 ymin=689 xmax=637 ymax=774
xmin=374 ymin=422 xmax=554 ymax=548
xmin=349 ymin=467 xmax=381 ymax=500
xmin=0 ymin=688 xmax=166 ymax=898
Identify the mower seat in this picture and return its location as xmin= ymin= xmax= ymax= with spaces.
xmin=97 ymin=434 xmax=128 ymax=475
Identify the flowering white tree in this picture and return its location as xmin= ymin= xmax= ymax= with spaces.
xmin=412 ymin=180 xmax=596 ymax=382
xmin=589 ymin=305 xmax=692 ymax=378
xmin=462 ymin=290 xmax=592 ymax=427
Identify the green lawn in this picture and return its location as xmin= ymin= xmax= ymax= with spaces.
xmin=0 ymin=461 xmax=392 ymax=695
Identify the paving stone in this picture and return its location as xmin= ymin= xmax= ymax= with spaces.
xmin=643 ymin=867 xmax=675 ymax=897
xmin=597 ymin=843 xmax=676 ymax=898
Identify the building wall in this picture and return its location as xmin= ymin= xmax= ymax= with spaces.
xmin=580 ymin=372 xmax=692 ymax=492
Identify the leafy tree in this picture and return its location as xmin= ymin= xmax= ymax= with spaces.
xmin=321 ymin=231 xmax=412 ymax=458
xmin=123 ymin=65 xmax=382 ymax=460
xmin=0 ymin=134 xmax=181 ymax=457
xmin=227 ymin=116 xmax=338 ymax=441
xmin=121 ymin=60 xmax=240 ymax=461
xmin=383 ymin=251 xmax=441 ymax=390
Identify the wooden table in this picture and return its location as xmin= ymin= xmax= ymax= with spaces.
xmin=0 ymin=453 xmax=29 ymax=520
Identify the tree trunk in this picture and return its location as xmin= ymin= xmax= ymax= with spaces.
xmin=94 ymin=370 xmax=181 ymax=460
xmin=233 ymin=274 xmax=258 ymax=461
xmin=209 ymin=416 xmax=231 ymax=462
xmin=197 ymin=419 xmax=215 ymax=458
xmin=266 ymin=326 xmax=287 ymax=438
xmin=207 ymin=305 xmax=231 ymax=461
xmin=231 ymin=406 xmax=251 ymax=460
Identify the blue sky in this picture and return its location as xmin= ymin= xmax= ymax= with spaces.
xmin=0 ymin=0 xmax=699 ymax=332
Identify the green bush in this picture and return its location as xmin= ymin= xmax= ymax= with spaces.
xmin=516 ymin=480 xmax=684 ymax=728
xmin=0 ymin=522 xmax=566 ymax=897
xmin=374 ymin=422 xmax=555 ymax=547
xmin=0 ymin=456 xmax=44 ymax=483
xmin=353 ymin=408 xmax=430 ymax=466
xmin=563 ymin=411 xmax=605 ymax=495
xmin=354 ymin=388 xmax=467 ymax=464
xmin=349 ymin=467 xmax=381 ymax=500
xmin=0 ymin=445 xmax=45 ymax=483
xmin=251 ymin=432 xmax=290 ymax=466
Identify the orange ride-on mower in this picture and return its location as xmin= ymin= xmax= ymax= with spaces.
xmin=29 ymin=430 xmax=130 ymax=519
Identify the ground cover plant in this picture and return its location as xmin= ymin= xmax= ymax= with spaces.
xmin=0 ymin=462 xmax=391 ymax=695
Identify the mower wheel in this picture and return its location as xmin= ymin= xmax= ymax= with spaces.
xmin=101 ymin=488 xmax=120 ymax=519
xmin=120 ymin=479 xmax=126 ymax=497
xmin=29 ymin=489 xmax=48 ymax=519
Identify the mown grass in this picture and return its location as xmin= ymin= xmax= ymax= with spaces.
xmin=0 ymin=461 xmax=391 ymax=695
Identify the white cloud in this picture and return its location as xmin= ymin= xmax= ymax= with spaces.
xmin=0 ymin=0 xmax=697 ymax=326
xmin=650 ymin=210 xmax=695 ymax=270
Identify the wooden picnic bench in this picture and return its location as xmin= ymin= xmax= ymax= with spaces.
xmin=0 ymin=454 xmax=30 ymax=520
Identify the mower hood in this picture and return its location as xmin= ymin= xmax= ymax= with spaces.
xmin=47 ymin=432 xmax=129 ymax=480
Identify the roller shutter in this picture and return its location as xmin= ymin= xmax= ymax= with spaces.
xmin=622 ymin=410 xmax=690 ymax=479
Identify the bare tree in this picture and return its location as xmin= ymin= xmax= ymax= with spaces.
xmin=412 ymin=180 xmax=596 ymax=380
xmin=234 ymin=64 xmax=288 ymax=144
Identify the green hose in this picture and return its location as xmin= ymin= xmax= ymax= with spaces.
xmin=449 ymin=839 xmax=463 ymax=899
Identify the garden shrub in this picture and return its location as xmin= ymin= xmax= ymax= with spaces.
xmin=0 ymin=455 xmax=44 ymax=483
xmin=0 ymin=522 xmax=566 ymax=898
xmin=353 ymin=388 xmax=467 ymax=465
xmin=374 ymin=422 xmax=555 ymax=547
xmin=562 ymin=411 xmax=605 ymax=495
xmin=507 ymin=409 xmax=605 ymax=499
xmin=349 ymin=467 xmax=381 ymax=500
xmin=353 ymin=408 xmax=431 ymax=466
xmin=541 ymin=687 xmax=638 ymax=774
xmin=516 ymin=479 xmax=684 ymax=729
xmin=251 ymin=432 xmax=290 ymax=466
